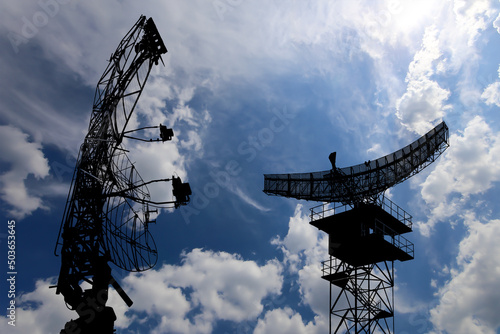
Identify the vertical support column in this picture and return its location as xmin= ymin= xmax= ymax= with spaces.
xmin=329 ymin=268 xmax=332 ymax=334
xmin=323 ymin=258 xmax=395 ymax=333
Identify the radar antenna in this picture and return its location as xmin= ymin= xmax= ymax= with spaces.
xmin=264 ymin=122 xmax=449 ymax=333
xmin=52 ymin=16 xmax=192 ymax=333
xmin=264 ymin=121 xmax=449 ymax=204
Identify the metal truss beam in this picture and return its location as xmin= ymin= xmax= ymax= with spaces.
xmin=264 ymin=121 xmax=449 ymax=204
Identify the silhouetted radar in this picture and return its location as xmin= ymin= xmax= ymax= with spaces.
xmin=53 ymin=16 xmax=192 ymax=333
xmin=55 ymin=16 xmax=178 ymax=275
xmin=264 ymin=121 xmax=449 ymax=204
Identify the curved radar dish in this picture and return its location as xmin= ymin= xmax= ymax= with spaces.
xmin=264 ymin=121 xmax=449 ymax=205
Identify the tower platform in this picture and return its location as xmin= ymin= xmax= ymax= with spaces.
xmin=310 ymin=202 xmax=413 ymax=267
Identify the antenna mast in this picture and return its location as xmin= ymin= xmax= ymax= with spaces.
xmin=53 ymin=16 xmax=191 ymax=333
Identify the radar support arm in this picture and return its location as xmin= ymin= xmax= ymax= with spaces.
xmin=122 ymin=124 xmax=174 ymax=142
xmin=105 ymin=176 xmax=191 ymax=208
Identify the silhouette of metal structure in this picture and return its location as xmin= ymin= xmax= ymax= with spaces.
xmin=264 ymin=122 xmax=449 ymax=333
xmin=53 ymin=16 xmax=191 ymax=334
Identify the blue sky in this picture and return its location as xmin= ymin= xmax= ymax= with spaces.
xmin=1 ymin=0 xmax=500 ymax=333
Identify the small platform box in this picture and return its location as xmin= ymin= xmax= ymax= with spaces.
xmin=310 ymin=203 xmax=413 ymax=267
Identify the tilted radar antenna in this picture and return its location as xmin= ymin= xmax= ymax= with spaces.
xmin=264 ymin=121 xmax=449 ymax=333
xmin=52 ymin=16 xmax=192 ymax=334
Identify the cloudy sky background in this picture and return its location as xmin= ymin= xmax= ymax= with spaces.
xmin=1 ymin=0 xmax=500 ymax=333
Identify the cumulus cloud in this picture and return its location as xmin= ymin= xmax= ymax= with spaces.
xmin=417 ymin=116 xmax=500 ymax=234
xmin=10 ymin=202 xmax=328 ymax=334
xmin=126 ymin=140 xmax=187 ymax=208
xmin=396 ymin=26 xmax=450 ymax=134
xmin=0 ymin=125 xmax=50 ymax=218
xmin=481 ymin=81 xmax=500 ymax=106
xmin=254 ymin=307 xmax=325 ymax=334
xmin=269 ymin=204 xmax=329 ymax=332
xmin=4 ymin=248 xmax=283 ymax=334
xmin=452 ymin=0 xmax=498 ymax=46
xmin=272 ymin=204 xmax=327 ymax=272
xmin=481 ymin=66 xmax=500 ymax=107
xmin=115 ymin=248 xmax=283 ymax=333
xmin=429 ymin=214 xmax=500 ymax=333
xmin=0 ymin=278 xmax=74 ymax=334
xmin=272 ymin=205 xmax=321 ymax=256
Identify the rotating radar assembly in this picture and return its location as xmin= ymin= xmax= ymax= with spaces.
xmin=264 ymin=122 xmax=449 ymax=333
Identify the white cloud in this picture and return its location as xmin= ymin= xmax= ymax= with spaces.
xmin=2 ymin=0 xmax=295 ymax=87
xmin=396 ymin=26 xmax=450 ymax=134
xmin=0 ymin=125 xmax=50 ymax=218
xmin=1 ymin=89 xmax=87 ymax=154
xmin=453 ymin=0 xmax=498 ymax=46
xmin=3 ymin=0 xmax=451 ymax=102
xmin=272 ymin=204 xmax=321 ymax=256
xmin=418 ymin=116 xmax=500 ymax=233
xmin=272 ymin=204 xmax=328 ymax=279
xmin=429 ymin=214 xmax=500 ymax=334
xmin=296 ymin=261 xmax=329 ymax=319
xmin=5 ymin=248 xmax=283 ymax=334
xmin=481 ymin=66 xmax=500 ymax=107
xmin=366 ymin=143 xmax=383 ymax=157
xmin=254 ymin=307 xmax=326 ymax=334
xmin=444 ymin=0 xmax=498 ymax=106
xmin=116 ymin=248 xmax=283 ymax=333
xmin=1 ymin=0 xmax=498 ymax=148
xmin=391 ymin=0 xmax=498 ymax=125
xmin=481 ymin=81 xmax=500 ymax=106
xmin=270 ymin=204 xmax=329 ymax=332
xmin=126 ymin=140 xmax=187 ymax=207
xmin=0 ymin=278 xmax=75 ymax=334
xmin=231 ymin=185 xmax=271 ymax=212
xmin=494 ymin=11 xmax=500 ymax=34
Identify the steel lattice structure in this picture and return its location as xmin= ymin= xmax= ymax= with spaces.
xmin=322 ymin=259 xmax=396 ymax=333
xmin=264 ymin=122 xmax=449 ymax=333
xmin=53 ymin=16 xmax=191 ymax=334
xmin=264 ymin=121 xmax=449 ymax=205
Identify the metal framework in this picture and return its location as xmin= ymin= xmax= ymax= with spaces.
xmin=310 ymin=199 xmax=413 ymax=333
xmin=53 ymin=16 xmax=191 ymax=334
xmin=264 ymin=121 xmax=449 ymax=204
xmin=263 ymin=122 xmax=449 ymax=333
xmin=323 ymin=258 xmax=395 ymax=333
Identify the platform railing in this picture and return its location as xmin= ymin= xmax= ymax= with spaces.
xmin=309 ymin=202 xmax=352 ymax=222
xmin=376 ymin=196 xmax=412 ymax=230
xmin=373 ymin=218 xmax=414 ymax=259
xmin=321 ymin=257 xmax=349 ymax=277
xmin=309 ymin=196 xmax=412 ymax=230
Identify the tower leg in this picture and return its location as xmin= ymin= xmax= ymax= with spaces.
xmin=58 ymin=256 xmax=118 ymax=334
xmin=323 ymin=257 xmax=395 ymax=334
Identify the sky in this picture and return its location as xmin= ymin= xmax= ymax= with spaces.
xmin=1 ymin=0 xmax=500 ymax=333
